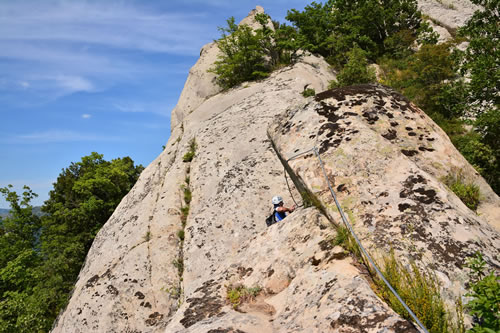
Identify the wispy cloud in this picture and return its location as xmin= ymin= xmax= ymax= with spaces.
xmin=0 ymin=1 xmax=212 ymax=54
xmin=6 ymin=130 xmax=123 ymax=144
xmin=112 ymin=101 xmax=173 ymax=117
xmin=82 ymin=114 xmax=92 ymax=119
xmin=0 ymin=1 xmax=212 ymax=101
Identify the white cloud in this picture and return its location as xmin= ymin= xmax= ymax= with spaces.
xmin=113 ymin=101 xmax=173 ymax=117
xmin=0 ymin=1 xmax=211 ymax=102
xmin=0 ymin=1 xmax=213 ymax=55
xmin=52 ymin=75 xmax=94 ymax=93
xmin=10 ymin=130 xmax=122 ymax=144
xmin=19 ymin=81 xmax=30 ymax=88
xmin=82 ymin=114 xmax=92 ymax=119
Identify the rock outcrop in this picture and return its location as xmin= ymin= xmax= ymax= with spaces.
xmin=418 ymin=0 xmax=479 ymax=41
xmin=53 ymin=6 xmax=499 ymax=333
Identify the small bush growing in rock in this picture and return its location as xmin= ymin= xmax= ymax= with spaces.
xmin=329 ymin=46 xmax=376 ymax=88
xmin=177 ymin=229 xmax=185 ymax=241
xmin=465 ymin=252 xmax=500 ymax=332
xmin=375 ymin=250 xmax=449 ymax=333
xmin=182 ymin=138 xmax=197 ymax=163
xmin=443 ymin=172 xmax=480 ymax=211
xmin=333 ymin=225 xmax=361 ymax=260
xmin=182 ymin=185 xmax=192 ymax=205
xmin=302 ymin=88 xmax=316 ymax=97
xmin=173 ymin=258 xmax=184 ymax=277
xmin=226 ymin=284 xmax=262 ymax=309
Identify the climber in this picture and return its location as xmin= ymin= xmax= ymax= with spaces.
xmin=272 ymin=195 xmax=296 ymax=222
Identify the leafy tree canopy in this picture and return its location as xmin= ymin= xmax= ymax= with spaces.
xmin=457 ymin=0 xmax=499 ymax=111
xmin=0 ymin=153 xmax=143 ymax=332
xmin=209 ymin=14 xmax=301 ymax=90
xmin=286 ymin=0 xmax=436 ymax=66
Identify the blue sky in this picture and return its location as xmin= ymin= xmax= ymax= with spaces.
xmin=0 ymin=0 xmax=312 ymax=208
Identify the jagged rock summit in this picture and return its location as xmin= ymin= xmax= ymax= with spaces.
xmin=53 ymin=5 xmax=499 ymax=333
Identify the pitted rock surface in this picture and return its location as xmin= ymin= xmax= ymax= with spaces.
xmin=269 ymin=84 xmax=500 ymax=307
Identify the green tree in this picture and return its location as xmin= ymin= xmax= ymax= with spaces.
xmin=40 ymin=153 xmax=143 ymax=315
xmin=209 ymin=14 xmax=301 ymax=90
xmin=286 ymin=0 xmax=435 ymax=66
xmin=0 ymin=154 xmax=143 ymax=332
xmin=209 ymin=17 xmax=269 ymax=90
xmin=0 ymin=186 xmax=48 ymax=332
xmin=457 ymin=0 xmax=499 ymax=111
xmin=329 ymin=46 xmax=376 ymax=87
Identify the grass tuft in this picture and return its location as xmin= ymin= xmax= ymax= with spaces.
xmin=226 ymin=284 xmax=262 ymax=309
xmin=443 ymin=171 xmax=480 ymax=211
xmin=302 ymin=88 xmax=316 ymax=97
xmin=182 ymin=138 xmax=197 ymax=162
xmin=374 ymin=250 xmax=450 ymax=333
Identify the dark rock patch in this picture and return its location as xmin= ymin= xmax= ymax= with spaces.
xmin=401 ymin=149 xmax=418 ymax=157
xmin=237 ymin=266 xmax=253 ymax=278
xmin=106 ymin=285 xmax=119 ymax=296
xmin=398 ymin=203 xmax=413 ymax=212
xmin=86 ymin=275 xmax=100 ymax=288
xmin=134 ymin=291 xmax=145 ymax=300
xmin=321 ymin=278 xmax=338 ymax=297
xmin=362 ymin=110 xmax=379 ymax=124
xmin=207 ymin=328 xmax=246 ymax=333
xmin=392 ymin=320 xmax=419 ymax=332
xmin=310 ymin=257 xmax=321 ymax=266
xmin=337 ymin=184 xmax=347 ymax=192
xmin=145 ymin=312 xmax=164 ymax=327
xmin=382 ymin=129 xmax=398 ymax=140
xmin=181 ymin=279 xmax=224 ymax=328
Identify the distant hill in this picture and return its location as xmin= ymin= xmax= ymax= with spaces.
xmin=0 ymin=208 xmax=9 ymax=218
xmin=0 ymin=206 xmax=45 ymax=218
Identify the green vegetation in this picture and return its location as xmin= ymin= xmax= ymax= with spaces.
xmin=286 ymin=0 xmax=435 ymax=67
xmin=443 ymin=172 xmax=480 ymax=211
xmin=329 ymin=46 xmax=376 ymax=88
xmin=209 ymin=13 xmax=300 ymax=90
xmin=226 ymin=284 xmax=262 ymax=309
xmin=172 ymin=258 xmax=184 ymax=277
xmin=333 ymin=225 xmax=361 ymax=260
xmin=302 ymin=88 xmax=316 ymax=97
xmin=465 ymin=253 xmax=500 ymax=332
xmin=375 ymin=251 xmax=450 ymax=333
xmin=182 ymin=138 xmax=197 ymax=162
xmin=182 ymin=185 xmax=192 ymax=205
xmin=0 ymin=153 xmax=143 ymax=332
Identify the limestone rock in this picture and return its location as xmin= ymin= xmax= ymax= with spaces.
xmin=268 ymin=84 xmax=500 ymax=307
xmin=170 ymin=6 xmax=273 ymax=129
xmin=418 ymin=0 xmax=480 ymax=40
xmin=53 ymin=6 xmax=499 ymax=333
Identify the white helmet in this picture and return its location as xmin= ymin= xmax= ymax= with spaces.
xmin=272 ymin=195 xmax=283 ymax=205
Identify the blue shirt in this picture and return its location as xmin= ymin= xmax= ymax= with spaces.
xmin=274 ymin=204 xmax=287 ymax=221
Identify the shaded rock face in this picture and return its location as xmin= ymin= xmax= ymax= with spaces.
xmin=52 ymin=7 xmax=499 ymax=333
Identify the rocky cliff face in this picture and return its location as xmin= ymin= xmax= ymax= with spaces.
xmin=52 ymin=6 xmax=498 ymax=333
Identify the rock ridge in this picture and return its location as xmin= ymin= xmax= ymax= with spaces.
xmin=52 ymin=4 xmax=499 ymax=333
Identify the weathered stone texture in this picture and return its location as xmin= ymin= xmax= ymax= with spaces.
xmin=53 ymin=5 xmax=498 ymax=333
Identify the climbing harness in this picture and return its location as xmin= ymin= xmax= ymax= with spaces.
xmin=282 ymin=146 xmax=430 ymax=333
